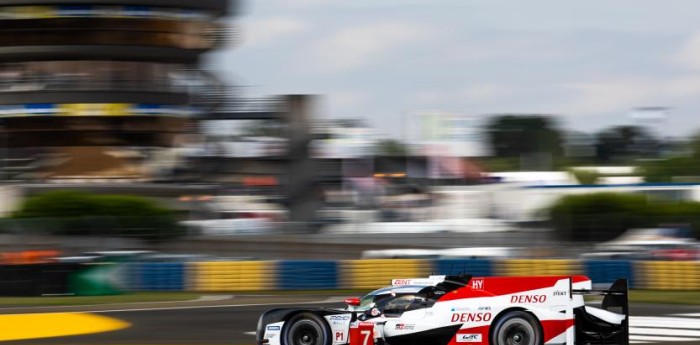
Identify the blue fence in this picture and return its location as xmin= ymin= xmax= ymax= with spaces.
xmin=435 ymin=259 xmax=492 ymax=277
xmin=129 ymin=262 xmax=186 ymax=291
xmin=277 ymin=260 xmax=338 ymax=290
xmin=582 ymin=260 xmax=635 ymax=287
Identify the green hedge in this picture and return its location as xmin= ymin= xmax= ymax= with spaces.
xmin=569 ymin=169 xmax=600 ymax=185
xmin=548 ymin=192 xmax=700 ymax=241
xmin=9 ymin=191 xmax=184 ymax=242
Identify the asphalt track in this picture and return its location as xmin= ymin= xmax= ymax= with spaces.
xmin=3 ymin=295 xmax=700 ymax=345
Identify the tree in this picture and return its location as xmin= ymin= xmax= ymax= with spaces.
xmin=10 ymin=191 xmax=184 ymax=242
xmin=376 ymin=139 xmax=408 ymax=156
xmin=485 ymin=115 xmax=563 ymax=167
xmin=639 ymin=133 xmax=700 ymax=182
xmin=594 ymin=125 xmax=659 ymax=164
xmin=638 ymin=156 xmax=700 ymax=182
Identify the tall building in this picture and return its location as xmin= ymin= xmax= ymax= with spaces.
xmin=0 ymin=0 xmax=232 ymax=179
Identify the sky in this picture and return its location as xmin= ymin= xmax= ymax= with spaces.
xmin=205 ymin=0 xmax=700 ymax=139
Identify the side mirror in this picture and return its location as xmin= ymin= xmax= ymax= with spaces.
xmin=345 ymin=297 xmax=361 ymax=307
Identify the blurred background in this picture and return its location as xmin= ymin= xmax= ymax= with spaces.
xmin=0 ymin=0 xmax=698 ymax=296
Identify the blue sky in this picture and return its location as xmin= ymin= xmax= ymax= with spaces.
xmin=206 ymin=0 xmax=700 ymax=139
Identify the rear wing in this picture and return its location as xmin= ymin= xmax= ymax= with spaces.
xmin=573 ymin=278 xmax=629 ymax=345
xmin=573 ymin=278 xmax=629 ymax=316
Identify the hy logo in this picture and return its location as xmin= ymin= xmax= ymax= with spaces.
xmin=472 ymin=279 xmax=484 ymax=290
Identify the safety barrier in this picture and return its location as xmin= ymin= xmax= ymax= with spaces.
xmin=340 ymin=259 xmax=432 ymax=290
xmin=583 ymin=260 xmax=635 ymax=287
xmin=278 ymin=260 xmax=338 ymax=290
xmin=635 ymin=261 xmax=700 ymax=290
xmin=497 ymin=259 xmax=583 ymax=277
xmin=435 ymin=259 xmax=492 ymax=277
xmin=116 ymin=259 xmax=700 ymax=292
xmin=191 ymin=261 xmax=276 ymax=292
xmin=129 ymin=263 xmax=186 ymax=291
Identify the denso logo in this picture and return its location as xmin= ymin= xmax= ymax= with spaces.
xmin=510 ymin=295 xmax=547 ymax=303
xmin=393 ymin=279 xmax=410 ymax=285
xmin=451 ymin=312 xmax=492 ymax=323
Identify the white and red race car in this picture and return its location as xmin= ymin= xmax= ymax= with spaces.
xmin=256 ymin=274 xmax=628 ymax=345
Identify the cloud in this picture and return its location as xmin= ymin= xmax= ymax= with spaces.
xmin=330 ymin=91 xmax=369 ymax=109
xmin=414 ymin=90 xmax=446 ymax=104
xmin=243 ymin=17 xmax=308 ymax=47
xmin=274 ymin=0 xmax=327 ymax=9
xmin=413 ymin=84 xmax=514 ymax=107
xmin=410 ymin=77 xmax=700 ymax=119
xmin=459 ymin=84 xmax=514 ymax=102
xmin=306 ymin=22 xmax=431 ymax=73
xmin=561 ymin=75 xmax=700 ymax=115
xmin=673 ymin=32 xmax=700 ymax=71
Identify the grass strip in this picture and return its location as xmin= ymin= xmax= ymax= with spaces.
xmin=629 ymin=289 xmax=700 ymax=305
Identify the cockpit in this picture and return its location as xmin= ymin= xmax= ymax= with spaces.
xmin=353 ymin=285 xmax=440 ymax=318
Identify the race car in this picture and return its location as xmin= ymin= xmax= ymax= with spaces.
xmin=256 ymin=274 xmax=628 ymax=345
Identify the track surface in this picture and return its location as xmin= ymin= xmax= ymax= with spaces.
xmin=4 ymin=296 xmax=700 ymax=345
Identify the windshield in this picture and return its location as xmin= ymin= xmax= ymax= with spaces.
xmin=354 ymin=286 xmax=434 ymax=315
xmin=357 ymin=287 xmax=396 ymax=311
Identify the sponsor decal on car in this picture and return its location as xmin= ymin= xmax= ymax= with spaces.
xmin=553 ymin=290 xmax=568 ymax=297
xmin=456 ymin=333 xmax=482 ymax=343
xmin=267 ymin=325 xmax=281 ymax=331
xmin=395 ymin=323 xmax=415 ymax=330
xmin=451 ymin=307 xmax=472 ymax=312
xmin=451 ymin=312 xmax=492 ymax=323
xmin=510 ymin=294 xmax=547 ymax=303
xmin=471 ymin=279 xmax=484 ymax=290
xmin=330 ymin=315 xmax=351 ymax=321
xmin=335 ymin=331 xmax=345 ymax=341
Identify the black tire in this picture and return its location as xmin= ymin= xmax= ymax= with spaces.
xmin=491 ymin=311 xmax=542 ymax=345
xmin=283 ymin=313 xmax=331 ymax=345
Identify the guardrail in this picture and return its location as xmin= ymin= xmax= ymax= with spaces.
xmin=0 ymin=259 xmax=693 ymax=296
xmin=118 ymin=259 xmax=700 ymax=292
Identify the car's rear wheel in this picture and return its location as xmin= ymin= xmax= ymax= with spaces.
xmin=283 ymin=313 xmax=331 ymax=345
xmin=491 ymin=311 xmax=541 ymax=345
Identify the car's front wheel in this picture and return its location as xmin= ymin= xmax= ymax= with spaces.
xmin=283 ymin=313 xmax=331 ymax=345
xmin=491 ymin=311 xmax=542 ymax=345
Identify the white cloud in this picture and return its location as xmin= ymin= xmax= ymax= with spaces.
xmin=414 ymin=90 xmax=446 ymax=104
xmin=562 ymin=79 xmax=652 ymax=114
xmin=306 ymin=22 xmax=430 ymax=73
xmin=413 ymin=84 xmax=514 ymax=107
xmin=459 ymin=84 xmax=514 ymax=102
xmin=243 ymin=17 xmax=308 ymax=47
xmin=274 ymin=0 xmax=327 ymax=9
xmin=673 ymin=32 xmax=700 ymax=71
xmin=561 ymin=75 xmax=700 ymax=115
xmin=330 ymin=91 xmax=369 ymax=109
